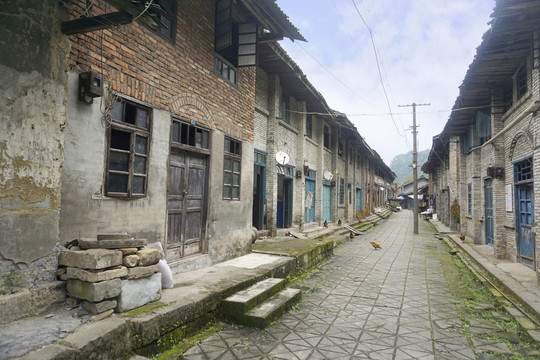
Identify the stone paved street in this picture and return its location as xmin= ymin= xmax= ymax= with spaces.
xmin=182 ymin=211 xmax=482 ymax=359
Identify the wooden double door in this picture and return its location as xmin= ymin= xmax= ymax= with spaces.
xmin=167 ymin=149 xmax=208 ymax=261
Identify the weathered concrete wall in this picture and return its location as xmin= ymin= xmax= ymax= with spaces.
xmin=206 ymin=133 xmax=253 ymax=263
xmin=0 ymin=0 xmax=69 ymax=294
xmin=60 ymin=74 xmax=169 ymax=244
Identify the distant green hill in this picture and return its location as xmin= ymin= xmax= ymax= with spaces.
xmin=389 ymin=149 xmax=430 ymax=185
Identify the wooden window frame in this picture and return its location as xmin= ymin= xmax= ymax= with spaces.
xmin=323 ymin=125 xmax=331 ymax=150
xmin=223 ymin=137 xmax=242 ymax=200
xmin=306 ymin=114 xmax=312 ymax=139
xmin=105 ymin=98 xmax=152 ymax=198
xmin=282 ymin=91 xmax=291 ymax=124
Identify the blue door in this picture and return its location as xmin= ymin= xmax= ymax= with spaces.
xmin=485 ymin=179 xmax=493 ymax=246
xmin=355 ymin=187 xmax=362 ymax=212
xmin=323 ymin=184 xmax=332 ymax=223
xmin=305 ymin=179 xmax=315 ymax=223
xmin=515 ymin=157 xmax=535 ymax=269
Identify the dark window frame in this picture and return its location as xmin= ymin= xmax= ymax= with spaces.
xmin=516 ymin=62 xmax=528 ymax=100
xmin=170 ymin=117 xmax=211 ymax=155
xmin=282 ymin=91 xmax=291 ymax=124
xmin=223 ymin=137 xmax=242 ymax=200
xmin=323 ymin=125 xmax=331 ymax=149
xmin=306 ymin=114 xmax=312 ymax=138
xmin=106 ymin=98 xmax=152 ymax=198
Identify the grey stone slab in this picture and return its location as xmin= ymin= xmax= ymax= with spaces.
xmin=58 ymin=249 xmax=123 ymax=270
xmin=116 ymin=273 xmax=161 ymax=312
xmin=124 ymin=264 xmax=160 ymax=279
xmin=82 ymin=300 xmax=117 ymax=314
xmin=97 ymin=233 xmax=130 ymax=240
xmin=66 ymin=266 xmax=127 ymax=282
xmin=79 ymin=238 xmax=147 ymax=249
xmin=223 ymin=278 xmax=285 ymax=314
xmin=66 ymin=278 xmax=121 ymax=302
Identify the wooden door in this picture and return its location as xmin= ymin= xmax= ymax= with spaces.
xmin=167 ymin=150 xmax=207 ymax=261
xmin=516 ymin=184 xmax=534 ymax=268
xmin=323 ymin=184 xmax=332 ymax=223
xmin=305 ymin=179 xmax=315 ymax=223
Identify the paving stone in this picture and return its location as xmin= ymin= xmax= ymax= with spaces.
xmin=58 ymin=249 xmax=123 ymax=270
xmin=137 ymin=248 xmax=160 ymax=266
xmin=124 ymin=264 xmax=160 ymax=279
xmin=116 ymin=273 xmax=161 ymax=312
xmin=527 ymin=329 xmax=540 ymax=342
xmin=66 ymin=266 xmax=127 ymax=282
xmin=66 ymin=278 xmax=121 ymax=302
xmin=515 ymin=316 xmax=537 ymax=330
xmin=472 ymin=338 xmax=512 ymax=354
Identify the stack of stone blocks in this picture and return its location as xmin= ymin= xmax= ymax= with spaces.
xmin=57 ymin=233 xmax=161 ymax=315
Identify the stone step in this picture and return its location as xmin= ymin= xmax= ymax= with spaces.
xmin=244 ymin=288 xmax=302 ymax=329
xmin=222 ymin=278 xmax=286 ymax=316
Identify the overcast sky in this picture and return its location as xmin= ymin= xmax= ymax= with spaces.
xmin=276 ymin=0 xmax=495 ymax=165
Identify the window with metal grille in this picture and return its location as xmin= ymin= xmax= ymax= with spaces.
xmin=339 ymin=177 xmax=345 ymax=205
xmin=516 ymin=158 xmax=532 ymax=183
xmin=106 ymin=99 xmax=151 ymax=197
xmin=517 ymin=63 xmax=527 ymax=100
xmin=223 ymin=138 xmax=241 ymax=200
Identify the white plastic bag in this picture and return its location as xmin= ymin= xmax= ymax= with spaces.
xmin=159 ymin=259 xmax=173 ymax=289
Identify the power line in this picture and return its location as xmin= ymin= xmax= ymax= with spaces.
xmin=294 ymin=42 xmax=381 ymax=110
xmin=351 ymin=0 xmax=404 ymax=140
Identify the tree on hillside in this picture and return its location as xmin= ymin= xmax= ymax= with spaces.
xmin=389 ymin=149 xmax=430 ymax=184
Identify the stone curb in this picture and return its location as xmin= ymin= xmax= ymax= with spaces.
xmin=431 ymin=221 xmax=540 ymax=324
xmin=20 ymin=216 xmax=390 ymax=359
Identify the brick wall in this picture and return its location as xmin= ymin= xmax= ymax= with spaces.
xmin=63 ymin=0 xmax=256 ymax=143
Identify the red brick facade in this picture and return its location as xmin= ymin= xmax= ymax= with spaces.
xmin=63 ymin=0 xmax=256 ymax=142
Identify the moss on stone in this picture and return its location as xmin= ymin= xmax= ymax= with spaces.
xmin=123 ymin=301 xmax=169 ymax=317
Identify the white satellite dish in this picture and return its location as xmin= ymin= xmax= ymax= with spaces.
xmin=323 ymin=170 xmax=333 ymax=181
xmin=275 ymin=151 xmax=290 ymax=165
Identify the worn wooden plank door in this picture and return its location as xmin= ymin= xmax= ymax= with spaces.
xmin=305 ymin=179 xmax=315 ymax=223
xmin=484 ymin=178 xmax=494 ymax=246
xmin=516 ymin=184 xmax=534 ymax=268
xmin=323 ymin=184 xmax=332 ymax=223
xmin=167 ymin=150 xmax=207 ymax=261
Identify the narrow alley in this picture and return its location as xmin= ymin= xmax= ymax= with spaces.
xmin=180 ymin=211 xmax=539 ymax=359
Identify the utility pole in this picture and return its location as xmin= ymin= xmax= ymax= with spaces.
xmin=398 ymin=102 xmax=430 ymax=234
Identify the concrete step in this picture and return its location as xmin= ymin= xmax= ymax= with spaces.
xmin=244 ymin=288 xmax=302 ymax=329
xmin=222 ymin=278 xmax=285 ymax=316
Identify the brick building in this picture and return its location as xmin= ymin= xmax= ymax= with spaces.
xmin=0 ymin=0 xmax=303 ymax=321
xmin=254 ymin=42 xmax=395 ymax=235
xmin=423 ymin=0 xmax=540 ymax=278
